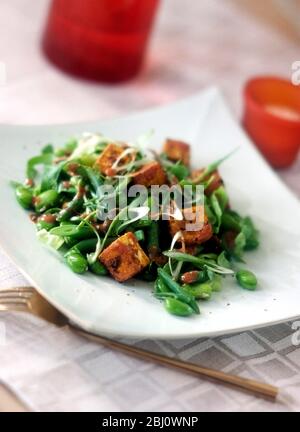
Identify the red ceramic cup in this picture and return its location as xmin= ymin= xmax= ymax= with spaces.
xmin=42 ymin=0 xmax=160 ymax=83
xmin=243 ymin=76 xmax=300 ymax=168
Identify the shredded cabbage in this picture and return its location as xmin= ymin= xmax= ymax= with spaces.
xmin=36 ymin=229 xmax=64 ymax=250
xmin=69 ymin=132 xmax=110 ymax=160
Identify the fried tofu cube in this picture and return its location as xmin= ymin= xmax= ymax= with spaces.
xmin=168 ymin=205 xmax=213 ymax=245
xmin=99 ymin=232 xmax=150 ymax=282
xmin=163 ymin=139 xmax=190 ymax=166
xmin=191 ymin=169 xmax=224 ymax=196
xmin=94 ymin=143 xmax=128 ymax=176
xmin=131 ymin=161 xmax=167 ymax=187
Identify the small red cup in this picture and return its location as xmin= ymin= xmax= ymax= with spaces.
xmin=243 ymin=76 xmax=300 ymax=168
xmin=42 ymin=0 xmax=160 ymax=83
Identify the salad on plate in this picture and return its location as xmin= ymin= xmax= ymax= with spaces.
xmin=12 ymin=132 xmax=260 ymax=318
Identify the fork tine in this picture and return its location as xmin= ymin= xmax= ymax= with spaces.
xmin=0 ymin=293 xmax=33 ymax=302
xmin=0 ymin=286 xmax=35 ymax=295
xmin=0 ymin=287 xmax=35 ymax=304
xmin=0 ymin=303 xmax=28 ymax=312
xmin=0 ymin=296 xmax=29 ymax=305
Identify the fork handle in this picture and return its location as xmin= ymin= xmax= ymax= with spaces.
xmin=72 ymin=326 xmax=278 ymax=400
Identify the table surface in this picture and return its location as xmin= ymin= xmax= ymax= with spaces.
xmin=0 ymin=0 xmax=300 ymax=412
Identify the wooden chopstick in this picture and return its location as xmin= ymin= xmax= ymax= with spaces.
xmin=72 ymin=327 xmax=278 ymax=400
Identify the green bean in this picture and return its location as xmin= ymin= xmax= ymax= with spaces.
xmin=15 ymin=185 xmax=33 ymax=209
xmin=65 ymin=250 xmax=88 ymax=274
xmin=89 ymin=260 xmax=108 ymax=275
xmin=70 ymin=238 xmax=98 ymax=254
xmin=51 ymin=224 xmax=94 ymax=240
xmin=236 ymin=269 xmax=257 ymax=290
xmin=57 ymin=196 xmax=84 ymax=222
xmin=35 ymin=190 xmax=59 ymax=212
xmin=157 ymin=269 xmax=200 ymax=314
xmin=164 ymin=298 xmax=195 ymax=317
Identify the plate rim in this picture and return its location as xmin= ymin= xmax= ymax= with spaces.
xmin=1 ymin=86 xmax=300 ymax=339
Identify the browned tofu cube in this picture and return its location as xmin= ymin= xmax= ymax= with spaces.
xmin=131 ymin=161 xmax=167 ymax=187
xmin=163 ymin=139 xmax=190 ymax=166
xmin=94 ymin=143 xmax=128 ymax=176
xmin=191 ymin=169 xmax=224 ymax=196
xmin=168 ymin=205 xmax=213 ymax=245
xmin=99 ymin=232 xmax=150 ymax=282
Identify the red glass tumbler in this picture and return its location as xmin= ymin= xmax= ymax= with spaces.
xmin=42 ymin=0 xmax=160 ymax=82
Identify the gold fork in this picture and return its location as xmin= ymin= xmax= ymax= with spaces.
xmin=0 ymin=286 xmax=278 ymax=400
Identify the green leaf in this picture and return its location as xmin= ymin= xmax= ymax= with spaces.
xmin=76 ymin=165 xmax=104 ymax=193
xmin=197 ymin=149 xmax=238 ymax=182
xmin=233 ymin=231 xmax=246 ymax=259
xmin=221 ymin=210 xmax=241 ymax=232
xmin=217 ymin=251 xmax=231 ymax=269
xmin=210 ymin=193 xmax=222 ymax=233
xmin=168 ymin=162 xmax=190 ymax=181
xmin=214 ymin=186 xmax=228 ymax=211
xmin=242 ymin=217 xmax=260 ymax=250
xmin=50 ymin=224 xmax=82 ymax=237
xmin=40 ymin=161 xmax=66 ymax=192
xmin=42 ymin=144 xmax=54 ymax=155
xmin=163 ymin=251 xmax=234 ymax=275
xmin=26 ymin=153 xmax=53 ymax=179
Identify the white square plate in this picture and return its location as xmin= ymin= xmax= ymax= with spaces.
xmin=0 ymin=87 xmax=300 ymax=339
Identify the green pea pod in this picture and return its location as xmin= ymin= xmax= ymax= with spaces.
xmin=182 ymin=283 xmax=212 ymax=300
xmin=35 ymin=190 xmax=59 ymax=212
xmin=65 ymin=250 xmax=88 ymax=274
xmin=236 ymin=269 xmax=257 ymax=290
xmin=154 ymin=278 xmax=171 ymax=295
xmin=89 ymin=260 xmax=108 ymax=275
xmin=15 ymin=186 xmax=33 ymax=209
xmin=211 ymin=275 xmax=222 ymax=292
xmin=164 ymin=298 xmax=195 ymax=317
xmin=157 ymin=269 xmax=200 ymax=314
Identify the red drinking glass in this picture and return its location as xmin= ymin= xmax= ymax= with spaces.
xmin=42 ymin=0 xmax=160 ymax=82
xmin=243 ymin=77 xmax=300 ymax=168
